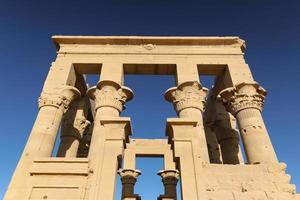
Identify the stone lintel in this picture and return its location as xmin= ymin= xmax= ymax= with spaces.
xmin=127 ymin=139 xmax=171 ymax=156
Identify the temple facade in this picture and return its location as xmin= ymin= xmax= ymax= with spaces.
xmin=4 ymin=36 xmax=299 ymax=200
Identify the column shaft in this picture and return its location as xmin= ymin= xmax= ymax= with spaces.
xmin=27 ymin=106 xmax=64 ymax=157
xmin=236 ymin=108 xmax=277 ymax=164
xmin=86 ymin=80 xmax=133 ymax=200
xmin=219 ymin=82 xmax=278 ymax=164
xmin=57 ymin=98 xmax=90 ymax=157
xmin=158 ymin=169 xmax=179 ymax=200
xmin=118 ymin=169 xmax=141 ymax=200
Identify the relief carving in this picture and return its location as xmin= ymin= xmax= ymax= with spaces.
xmin=74 ymin=117 xmax=91 ymax=134
xmin=143 ymin=44 xmax=156 ymax=50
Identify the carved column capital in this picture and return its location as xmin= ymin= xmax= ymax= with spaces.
xmin=87 ymin=80 xmax=133 ymax=113
xmin=118 ymin=168 xmax=141 ymax=180
xmin=218 ymin=82 xmax=266 ymax=116
xmin=165 ymin=81 xmax=208 ymax=113
xmin=158 ymin=169 xmax=179 ymax=200
xmin=38 ymin=86 xmax=81 ymax=111
xmin=158 ymin=169 xmax=180 ymax=184
xmin=118 ymin=169 xmax=141 ymax=200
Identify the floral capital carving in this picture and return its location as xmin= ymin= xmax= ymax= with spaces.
xmin=118 ymin=169 xmax=141 ymax=179
xmin=164 ymin=81 xmax=208 ymax=113
xmin=38 ymin=86 xmax=81 ymax=111
xmin=218 ymin=82 xmax=267 ymax=116
xmin=87 ymin=80 xmax=133 ymax=113
xmin=158 ymin=169 xmax=180 ymax=186
xmin=157 ymin=169 xmax=180 ymax=179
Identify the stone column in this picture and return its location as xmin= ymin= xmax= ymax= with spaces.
xmin=87 ymin=80 xmax=133 ymax=157
xmin=165 ymin=81 xmax=209 ymax=162
xmin=165 ymin=81 xmax=210 ymax=200
xmin=157 ymin=169 xmax=180 ymax=200
xmin=203 ymin=90 xmax=222 ymax=164
xmin=204 ymin=125 xmax=222 ymax=164
xmin=77 ymin=122 xmax=93 ymax=158
xmin=210 ymin=100 xmax=243 ymax=164
xmin=57 ymin=98 xmax=90 ymax=157
xmin=214 ymin=126 xmax=241 ymax=164
xmin=118 ymin=169 xmax=141 ymax=200
xmin=218 ymin=82 xmax=278 ymax=164
xmin=204 ymin=78 xmax=244 ymax=165
xmin=30 ymin=86 xmax=81 ymax=157
xmin=86 ymin=80 xmax=133 ymax=200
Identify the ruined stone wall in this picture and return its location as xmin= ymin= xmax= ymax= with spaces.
xmin=201 ymin=163 xmax=296 ymax=200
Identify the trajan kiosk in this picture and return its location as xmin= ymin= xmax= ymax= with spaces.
xmin=4 ymin=36 xmax=300 ymax=200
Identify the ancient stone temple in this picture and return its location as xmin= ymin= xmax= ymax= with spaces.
xmin=4 ymin=36 xmax=299 ymax=200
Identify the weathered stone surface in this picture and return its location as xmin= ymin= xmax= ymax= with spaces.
xmin=4 ymin=36 xmax=298 ymax=200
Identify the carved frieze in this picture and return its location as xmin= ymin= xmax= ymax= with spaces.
xmin=165 ymin=81 xmax=208 ymax=113
xmin=218 ymin=82 xmax=266 ymax=116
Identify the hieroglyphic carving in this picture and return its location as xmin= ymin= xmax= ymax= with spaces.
xmin=218 ymin=82 xmax=266 ymax=115
xmin=165 ymin=81 xmax=208 ymax=113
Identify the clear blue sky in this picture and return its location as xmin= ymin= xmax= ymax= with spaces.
xmin=0 ymin=0 xmax=299 ymax=199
